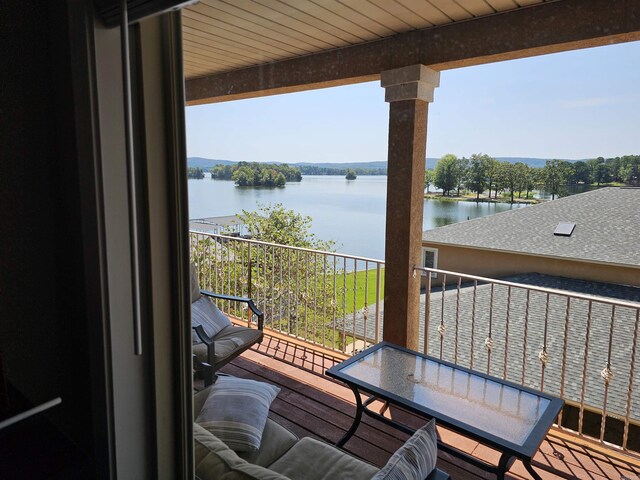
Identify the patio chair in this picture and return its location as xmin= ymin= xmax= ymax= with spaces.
xmin=190 ymin=264 xmax=263 ymax=381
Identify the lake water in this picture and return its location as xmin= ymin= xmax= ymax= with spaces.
xmin=188 ymin=175 xmax=527 ymax=260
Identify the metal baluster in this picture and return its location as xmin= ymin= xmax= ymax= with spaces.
xmin=503 ymin=286 xmax=511 ymax=380
xmin=352 ymin=260 xmax=357 ymax=352
xmin=271 ymin=245 xmax=276 ymax=329
xmin=213 ymin=234 xmax=218 ymax=293
xmin=455 ymin=276 xmax=461 ymax=364
xmin=487 ymin=284 xmax=495 ymax=375
xmin=305 ymin=251 xmax=310 ymax=341
xmin=578 ymin=301 xmax=592 ymax=437
xmin=342 ymin=257 xmax=347 ymax=353
xmin=333 ymin=257 xmax=338 ymax=349
xmin=375 ymin=263 xmax=381 ymax=345
xmin=439 ymin=274 xmax=447 ymax=359
xmin=558 ymin=296 xmax=571 ymax=427
xmin=313 ymin=253 xmax=318 ymax=346
xmin=600 ymin=305 xmax=616 ymax=443
xmin=424 ymin=272 xmax=431 ymax=355
xmin=470 ymin=280 xmax=477 ymax=370
xmin=521 ymin=289 xmax=530 ymax=384
xmin=323 ymin=255 xmax=328 ymax=348
xmin=295 ymin=249 xmax=299 ymax=339
xmin=622 ymin=308 xmax=639 ymax=450
xmin=539 ymin=293 xmax=550 ymax=391
xmin=363 ymin=261 xmax=369 ymax=349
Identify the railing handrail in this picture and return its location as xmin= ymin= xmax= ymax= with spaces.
xmin=190 ymin=230 xmax=386 ymax=264
xmin=414 ymin=265 xmax=640 ymax=310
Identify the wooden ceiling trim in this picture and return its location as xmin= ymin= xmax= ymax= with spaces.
xmin=366 ymin=0 xmax=434 ymax=29
xmin=188 ymin=2 xmax=332 ymax=51
xmin=183 ymin=51 xmax=243 ymax=70
xmin=314 ymin=0 xmax=397 ymax=37
xmin=186 ymin=0 xmax=640 ymax=105
xmin=277 ymin=0 xmax=383 ymax=40
xmin=396 ymin=0 xmax=454 ymax=24
xmin=225 ymin=0 xmax=350 ymax=47
xmin=428 ymin=0 xmax=475 ymax=21
xmin=182 ymin=31 xmax=279 ymax=64
xmin=183 ymin=15 xmax=301 ymax=58
xmin=183 ymin=41 xmax=257 ymax=68
xmin=451 ymin=0 xmax=495 ymax=17
xmin=182 ymin=10 xmax=312 ymax=56
xmin=485 ymin=0 xmax=519 ymax=10
xmin=339 ymin=0 xmax=414 ymax=33
xmin=251 ymin=0 xmax=368 ymax=43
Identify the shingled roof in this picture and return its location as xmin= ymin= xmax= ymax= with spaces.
xmin=423 ymin=187 xmax=640 ymax=268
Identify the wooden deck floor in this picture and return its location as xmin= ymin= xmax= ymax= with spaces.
xmin=216 ymin=334 xmax=640 ymax=480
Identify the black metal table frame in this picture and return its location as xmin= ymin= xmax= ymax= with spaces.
xmin=326 ymin=342 xmax=564 ymax=480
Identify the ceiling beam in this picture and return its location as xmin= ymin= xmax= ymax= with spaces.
xmin=185 ymin=0 xmax=640 ymax=105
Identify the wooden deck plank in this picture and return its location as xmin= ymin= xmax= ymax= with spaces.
xmin=212 ymin=335 xmax=640 ymax=480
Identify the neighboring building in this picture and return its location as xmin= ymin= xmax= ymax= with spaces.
xmin=422 ymin=187 xmax=640 ymax=287
xmin=190 ymin=215 xmax=246 ymax=236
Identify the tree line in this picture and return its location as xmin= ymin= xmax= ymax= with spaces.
xmin=429 ymin=154 xmax=640 ymax=202
xmin=187 ymin=167 xmax=205 ymax=179
xmin=211 ymin=162 xmax=302 ymax=187
xmin=297 ymin=165 xmax=387 ymax=175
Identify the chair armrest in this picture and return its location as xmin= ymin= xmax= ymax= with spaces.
xmin=193 ymin=324 xmax=215 ymax=366
xmin=425 ymin=468 xmax=450 ymax=480
xmin=200 ymin=290 xmax=264 ymax=330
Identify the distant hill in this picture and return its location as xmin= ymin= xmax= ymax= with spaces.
xmin=188 ymin=156 xmax=581 ymax=173
xmin=188 ymin=157 xmax=236 ymax=168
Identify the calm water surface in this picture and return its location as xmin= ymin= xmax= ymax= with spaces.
xmin=188 ymin=175 xmax=526 ymax=260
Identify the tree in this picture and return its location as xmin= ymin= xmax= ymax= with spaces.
xmin=187 ymin=167 xmax=205 ymax=179
xmin=513 ymin=162 xmax=528 ymax=199
xmin=424 ymin=169 xmax=434 ymax=193
xmin=345 ymin=169 xmax=357 ymax=180
xmin=499 ymin=162 xmax=519 ymax=203
xmin=192 ymin=204 xmax=345 ymax=348
xmin=433 ymin=154 xmax=459 ymax=196
xmin=466 ymin=153 xmax=491 ymax=200
xmin=569 ymin=160 xmax=591 ymax=185
xmin=588 ymin=157 xmax=609 ymax=186
xmin=455 ymin=157 xmax=469 ymax=196
xmin=485 ymin=156 xmax=500 ymax=199
xmin=238 ymin=203 xmax=333 ymax=250
xmin=544 ymin=159 xmax=571 ymax=200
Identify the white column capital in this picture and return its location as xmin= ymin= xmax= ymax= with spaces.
xmin=381 ymin=65 xmax=440 ymax=103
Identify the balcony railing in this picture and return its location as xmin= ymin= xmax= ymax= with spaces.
xmin=189 ymin=231 xmax=639 ymax=457
xmin=190 ymin=231 xmax=384 ymax=354
xmin=415 ymin=266 xmax=640 ymax=457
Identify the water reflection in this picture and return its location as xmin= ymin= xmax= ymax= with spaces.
xmin=188 ymin=175 xmax=527 ymax=259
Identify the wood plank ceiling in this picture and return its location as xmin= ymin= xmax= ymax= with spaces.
xmin=182 ymin=0 xmax=548 ymax=80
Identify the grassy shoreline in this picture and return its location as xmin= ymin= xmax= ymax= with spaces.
xmin=424 ymin=193 xmax=540 ymax=204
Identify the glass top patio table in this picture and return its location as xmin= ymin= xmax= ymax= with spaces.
xmin=328 ymin=342 xmax=563 ymax=456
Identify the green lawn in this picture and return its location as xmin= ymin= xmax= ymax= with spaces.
xmin=343 ymin=268 xmax=385 ymax=314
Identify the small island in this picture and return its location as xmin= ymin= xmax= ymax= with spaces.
xmin=345 ymin=169 xmax=357 ymax=180
xmin=211 ymin=162 xmax=302 ymax=187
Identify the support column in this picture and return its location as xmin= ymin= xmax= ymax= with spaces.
xmin=381 ymin=65 xmax=439 ymax=350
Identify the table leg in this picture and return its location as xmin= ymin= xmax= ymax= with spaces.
xmin=336 ymin=384 xmax=363 ymax=448
xmin=522 ymin=459 xmax=543 ymax=480
xmin=496 ymin=452 xmax=514 ymax=480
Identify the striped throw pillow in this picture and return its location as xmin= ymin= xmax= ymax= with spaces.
xmin=371 ymin=419 xmax=437 ymax=480
xmin=192 ymin=296 xmax=232 ymax=342
xmin=196 ymin=376 xmax=280 ymax=452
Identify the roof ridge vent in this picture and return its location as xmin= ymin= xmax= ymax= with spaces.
xmin=554 ymin=222 xmax=576 ymax=237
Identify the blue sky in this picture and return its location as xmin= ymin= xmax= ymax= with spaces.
xmin=186 ymin=41 xmax=640 ymax=163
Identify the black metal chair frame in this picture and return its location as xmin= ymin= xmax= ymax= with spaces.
xmin=192 ymin=290 xmax=264 ymax=379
